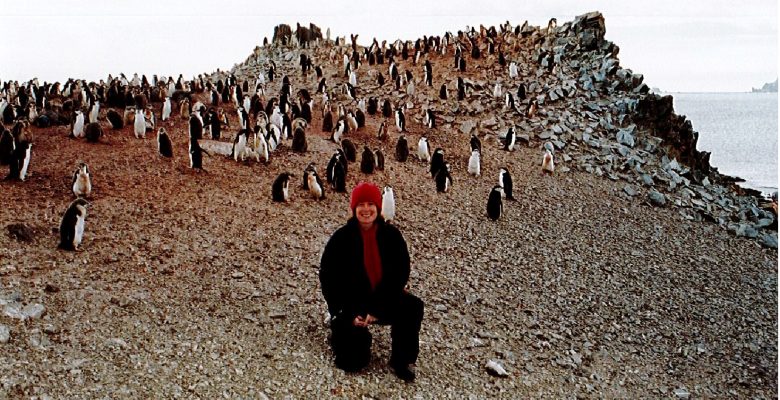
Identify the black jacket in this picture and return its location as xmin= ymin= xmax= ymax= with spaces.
xmin=320 ymin=217 xmax=410 ymax=322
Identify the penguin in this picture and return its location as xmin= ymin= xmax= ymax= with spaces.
xmin=394 ymin=105 xmax=405 ymax=132
xmin=84 ymin=122 xmax=103 ymax=143
xmin=381 ymin=185 xmax=396 ymax=223
xmin=439 ymin=84 xmax=448 ymax=100
xmin=377 ymin=121 xmax=388 ymax=141
xmin=374 ymin=148 xmax=385 ymax=170
xmin=493 ymin=82 xmax=502 ymax=98
xmin=271 ymin=172 xmax=293 ymax=202
xmin=189 ymin=113 xmax=203 ymax=140
xmin=233 ymin=129 xmax=249 ymax=161
xmin=526 ymin=99 xmax=538 ymax=118
xmin=382 ymin=99 xmax=392 ymax=118
xmin=72 ymin=110 xmax=85 ymax=138
xmin=470 ymin=134 xmax=482 ymax=153
xmin=161 ymin=97 xmax=172 ymax=121
xmin=208 ymin=108 xmax=221 ymax=140
xmin=326 ymin=151 xmax=341 ymax=183
xmin=505 ymin=92 xmax=515 ymax=111
xmin=341 ymin=138 xmax=357 ymax=162
xmin=417 ymin=136 xmax=430 ymax=162
xmin=367 ymin=97 xmax=378 ymax=115
xmin=88 ymin=101 xmax=100 ymax=123
xmin=503 ymin=125 xmax=516 ymax=151
xmin=355 ymin=109 xmax=366 ymax=129
xmin=376 ymin=72 xmax=385 ymax=86
xmin=509 ymin=62 xmax=519 ymax=79
xmin=58 ymin=198 xmax=89 ymax=251
xmin=498 ymin=167 xmax=515 ymax=200
xmin=72 ymin=162 xmax=91 ymax=198
xmin=106 ymin=110 xmax=123 ymax=129
xmin=457 ymin=77 xmax=466 ymax=101
xmin=179 ymin=99 xmax=190 ymax=120
xmin=157 ymin=128 xmax=173 ymax=158
xmin=307 ymin=168 xmax=325 ymax=200
xmin=0 ymin=129 xmax=14 ymax=165
xmin=143 ymin=106 xmax=155 ymax=132
xmin=292 ymin=127 xmax=307 ymax=152
xmin=322 ymin=110 xmax=333 ymax=133
xmin=434 ymin=163 xmax=452 ymax=193
xmin=360 ymin=146 xmax=376 ymax=174
xmin=189 ymin=137 xmax=207 ymax=171
xmin=349 ymin=71 xmax=357 ymax=87
xmin=424 ymin=60 xmax=433 ymax=86
xmin=317 ymin=77 xmax=327 ymax=94
xmin=468 ymin=149 xmax=481 ymax=177
xmin=301 ymin=162 xmax=316 ymax=190
xmin=252 ymin=129 xmax=270 ymax=163
xmin=517 ymin=83 xmax=526 ymax=100
xmin=542 ymin=149 xmax=555 ymax=174
xmin=395 ymin=135 xmax=409 ymax=162
xmin=8 ymin=140 xmax=32 ymax=182
xmin=133 ymin=108 xmax=146 ymax=138
xmin=424 ymin=109 xmax=435 ymax=129
xmin=486 ymin=186 xmax=503 ymax=221
xmin=266 ymin=124 xmax=280 ymax=151
xmin=430 ymin=148 xmax=445 ymax=177
xmin=346 ymin=111 xmax=358 ymax=132
xmin=332 ymin=119 xmax=346 ymax=143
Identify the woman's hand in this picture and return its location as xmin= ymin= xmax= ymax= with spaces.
xmin=353 ymin=314 xmax=378 ymax=327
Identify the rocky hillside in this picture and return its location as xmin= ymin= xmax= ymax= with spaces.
xmin=0 ymin=12 xmax=776 ymax=398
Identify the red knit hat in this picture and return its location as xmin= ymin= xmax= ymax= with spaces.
xmin=350 ymin=182 xmax=382 ymax=211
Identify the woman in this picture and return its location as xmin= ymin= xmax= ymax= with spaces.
xmin=320 ymin=182 xmax=424 ymax=382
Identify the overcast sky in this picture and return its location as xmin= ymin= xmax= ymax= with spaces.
xmin=1 ymin=0 xmax=776 ymax=92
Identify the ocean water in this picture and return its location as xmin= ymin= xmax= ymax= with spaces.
xmin=671 ymin=92 xmax=778 ymax=196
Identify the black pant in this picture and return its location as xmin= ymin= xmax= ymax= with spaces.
xmin=330 ymin=293 xmax=424 ymax=372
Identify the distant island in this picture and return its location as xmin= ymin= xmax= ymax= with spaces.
xmin=751 ymin=79 xmax=777 ymax=93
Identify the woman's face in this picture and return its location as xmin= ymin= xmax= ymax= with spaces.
xmin=355 ymin=202 xmax=378 ymax=228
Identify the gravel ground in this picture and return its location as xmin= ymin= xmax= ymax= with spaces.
xmin=0 ymin=19 xmax=776 ymax=399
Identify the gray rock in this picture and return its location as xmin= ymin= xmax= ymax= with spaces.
xmin=756 ymin=218 xmax=774 ymax=228
xmin=760 ymin=233 xmax=778 ymax=248
xmin=616 ymin=125 xmax=636 ymax=147
xmin=623 ymin=185 xmax=638 ymax=197
xmin=673 ymin=388 xmax=690 ymax=399
xmin=485 ymin=360 xmax=509 ymax=377
xmin=516 ymin=134 xmax=530 ymax=143
xmin=640 ymin=174 xmax=654 ymax=187
xmin=648 ymin=190 xmax=666 ymax=207
xmin=460 ymin=120 xmax=476 ymax=135
xmin=23 ymin=303 xmax=46 ymax=319
xmin=0 ymin=324 xmax=9 ymax=343
xmin=736 ymin=224 xmax=759 ymax=238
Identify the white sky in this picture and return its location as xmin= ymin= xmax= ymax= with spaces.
xmin=0 ymin=0 xmax=777 ymax=92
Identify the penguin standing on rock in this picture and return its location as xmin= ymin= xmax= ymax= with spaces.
xmin=84 ymin=122 xmax=104 ymax=143
xmin=498 ymin=167 xmax=515 ymax=200
xmin=307 ymin=168 xmax=325 ymax=200
xmin=395 ymin=135 xmax=409 ymax=162
xmin=467 ymin=149 xmax=480 ymax=177
xmin=72 ymin=162 xmax=91 ymax=198
xmin=377 ymin=121 xmax=388 ymax=141
xmin=72 ymin=110 xmax=85 ymax=138
xmin=542 ymin=149 xmax=555 ymax=174
xmin=430 ymin=148 xmax=445 ymax=177
xmin=417 ymin=136 xmax=430 ymax=162
xmin=189 ymin=137 xmax=208 ymax=171
xmin=106 ymin=110 xmax=123 ymax=129
xmin=503 ymin=125 xmax=516 ymax=151
xmin=272 ymin=172 xmax=293 ymax=202
xmin=341 ymin=139 xmax=357 ymax=162
xmin=394 ymin=105 xmax=406 ymax=132
xmin=434 ymin=163 xmax=452 ymax=193
xmin=133 ymin=108 xmax=146 ymax=138
xmin=58 ymin=198 xmax=89 ymax=251
xmin=162 ymin=97 xmax=172 ymax=121
xmin=470 ymin=134 xmax=482 ymax=153
xmin=157 ymin=128 xmax=173 ymax=158
xmin=381 ymin=185 xmax=396 ymax=223
xmin=487 ymin=186 xmax=503 ymax=221
xmin=374 ymin=148 xmax=385 ymax=171
xmin=360 ymin=146 xmax=376 ymax=174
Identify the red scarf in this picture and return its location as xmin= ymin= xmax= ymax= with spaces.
xmin=360 ymin=224 xmax=382 ymax=290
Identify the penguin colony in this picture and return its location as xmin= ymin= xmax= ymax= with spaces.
xmin=0 ymin=18 xmax=567 ymax=250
